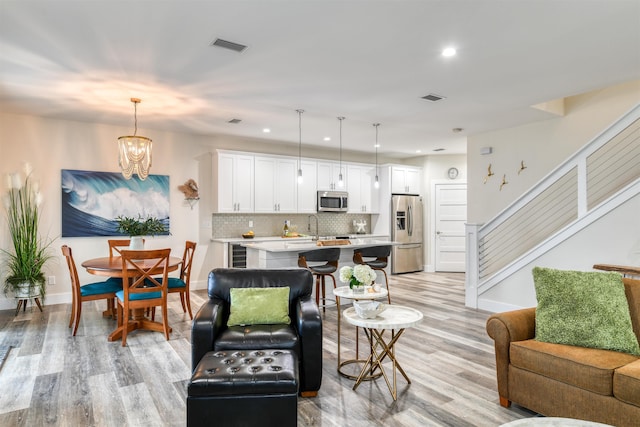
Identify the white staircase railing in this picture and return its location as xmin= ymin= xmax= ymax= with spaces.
xmin=466 ymin=104 xmax=640 ymax=308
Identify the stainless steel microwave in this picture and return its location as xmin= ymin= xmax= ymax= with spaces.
xmin=317 ymin=191 xmax=348 ymax=212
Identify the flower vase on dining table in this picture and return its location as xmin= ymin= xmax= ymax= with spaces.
xmin=129 ymin=236 xmax=144 ymax=250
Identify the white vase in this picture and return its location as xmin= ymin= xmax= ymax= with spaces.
xmin=129 ymin=236 xmax=144 ymax=250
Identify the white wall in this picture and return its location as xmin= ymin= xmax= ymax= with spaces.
xmin=467 ymin=80 xmax=640 ymax=224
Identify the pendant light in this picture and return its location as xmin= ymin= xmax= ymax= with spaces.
xmin=296 ymin=109 xmax=304 ymax=184
xmin=337 ymin=116 xmax=345 ymax=187
xmin=117 ymin=98 xmax=152 ymax=180
xmin=373 ymin=123 xmax=380 ymax=189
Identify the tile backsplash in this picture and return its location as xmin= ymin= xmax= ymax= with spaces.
xmin=212 ymin=213 xmax=372 ymax=238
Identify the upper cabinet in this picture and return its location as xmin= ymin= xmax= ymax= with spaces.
xmin=297 ymin=159 xmax=318 ymax=213
xmin=317 ymin=161 xmax=347 ymax=191
xmin=391 ymin=165 xmax=421 ymax=194
xmin=254 ymin=156 xmax=298 ymax=213
xmin=347 ymin=164 xmax=378 ymax=213
xmin=214 ymin=152 xmax=254 ymax=213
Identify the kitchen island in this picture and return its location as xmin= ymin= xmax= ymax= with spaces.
xmin=241 ymin=236 xmax=395 ymax=269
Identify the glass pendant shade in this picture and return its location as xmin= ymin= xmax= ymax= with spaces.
xmin=118 ymin=98 xmax=152 ymax=180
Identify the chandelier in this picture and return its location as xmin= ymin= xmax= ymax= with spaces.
xmin=118 ymin=98 xmax=152 ymax=180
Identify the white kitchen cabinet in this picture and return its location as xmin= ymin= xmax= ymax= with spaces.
xmin=317 ymin=161 xmax=347 ymax=191
xmin=297 ymin=159 xmax=318 ymax=213
xmin=347 ymin=164 xmax=378 ymax=213
xmin=214 ymin=151 xmax=254 ymax=213
xmin=391 ymin=165 xmax=421 ymax=194
xmin=254 ymin=156 xmax=298 ymax=213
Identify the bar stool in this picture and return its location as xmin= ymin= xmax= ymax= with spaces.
xmin=353 ymin=245 xmax=392 ymax=303
xmin=298 ymin=248 xmax=340 ymax=312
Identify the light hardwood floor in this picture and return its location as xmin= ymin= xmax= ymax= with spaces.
xmin=0 ymin=271 xmax=535 ymax=426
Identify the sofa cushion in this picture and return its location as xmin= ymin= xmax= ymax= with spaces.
xmin=511 ymin=339 xmax=638 ymax=395
xmin=533 ymin=267 xmax=640 ymax=355
xmin=614 ymin=359 xmax=640 ymax=406
xmin=227 ymin=287 xmax=290 ymax=326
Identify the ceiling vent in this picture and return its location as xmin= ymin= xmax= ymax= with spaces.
xmin=228 ymin=118 xmax=242 ymax=124
xmin=422 ymin=93 xmax=446 ymax=102
xmin=433 ymin=148 xmax=445 ymax=152
xmin=211 ymin=38 xmax=248 ymax=53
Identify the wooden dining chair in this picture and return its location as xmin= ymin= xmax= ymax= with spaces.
xmin=61 ymin=245 xmax=123 ymax=336
xmin=166 ymin=241 xmax=196 ymax=319
xmin=116 ymin=248 xmax=171 ymax=346
xmin=108 ymin=239 xmax=148 ymax=258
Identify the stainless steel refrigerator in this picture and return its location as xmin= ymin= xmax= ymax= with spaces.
xmin=391 ymin=194 xmax=423 ymax=273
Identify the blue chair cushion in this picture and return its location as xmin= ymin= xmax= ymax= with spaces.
xmin=116 ymin=289 xmax=162 ymax=301
xmin=165 ymin=277 xmax=186 ymax=289
xmin=80 ymin=281 xmax=122 ymax=297
xmin=106 ymin=277 xmax=123 ymax=285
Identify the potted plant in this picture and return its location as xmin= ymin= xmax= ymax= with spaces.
xmin=2 ymin=164 xmax=54 ymax=300
xmin=115 ymin=215 xmax=167 ymax=249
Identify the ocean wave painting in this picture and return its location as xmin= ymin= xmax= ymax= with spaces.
xmin=61 ymin=169 xmax=170 ymax=237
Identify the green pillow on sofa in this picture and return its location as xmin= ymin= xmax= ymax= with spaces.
xmin=532 ymin=267 xmax=640 ymax=356
xmin=227 ymin=287 xmax=291 ymax=326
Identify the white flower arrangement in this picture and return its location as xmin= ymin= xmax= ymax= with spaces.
xmin=339 ymin=264 xmax=377 ymax=289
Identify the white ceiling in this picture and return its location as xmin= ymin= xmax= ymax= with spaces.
xmin=1 ymin=0 xmax=639 ymax=158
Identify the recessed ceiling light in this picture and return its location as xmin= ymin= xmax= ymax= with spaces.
xmin=374 ymin=144 xmax=380 ymax=148
xmin=416 ymin=150 xmax=422 ymax=153
xmin=324 ymin=137 xmax=331 ymax=141
xmin=263 ymin=128 xmax=271 ymax=133
xmin=442 ymin=47 xmax=456 ymax=57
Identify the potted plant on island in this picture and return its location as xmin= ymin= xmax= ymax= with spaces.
xmin=2 ymin=164 xmax=54 ymax=301
xmin=115 ymin=215 xmax=167 ymax=249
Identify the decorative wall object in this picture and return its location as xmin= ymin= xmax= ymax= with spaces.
xmin=484 ymin=164 xmax=494 ymax=184
xmin=500 ymin=174 xmax=508 ymax=191
xmin=178 ymin=179 xmax=200 ymax=209
xmin=518 ymin=160 xmax=527 ymax=174
xmin=61 ymin=169 xmax=169 ymax=237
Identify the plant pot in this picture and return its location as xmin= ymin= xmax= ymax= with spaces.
xmin=13 ymin=282 xmax=41 ymax=299
xmin=129 ymin=236 xmax=144 ymax=250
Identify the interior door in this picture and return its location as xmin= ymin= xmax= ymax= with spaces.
xmin=434 ymin=183 xmax=467 ymax=272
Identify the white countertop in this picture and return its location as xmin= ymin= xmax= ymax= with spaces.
xmin=241 ymin=236 xmax=395 ymax=253
xmin=212 ymin=233 xmax=386 ymax=244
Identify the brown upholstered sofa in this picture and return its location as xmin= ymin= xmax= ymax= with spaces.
xmin=486 ymin=277 xmax=640 ymax=427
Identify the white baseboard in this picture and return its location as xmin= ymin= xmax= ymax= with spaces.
xmin=476 ymin=297 xmax=531 ymax=313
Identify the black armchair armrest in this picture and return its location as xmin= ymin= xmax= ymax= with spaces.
xmin=191 ymin=298 xmax=225 ymax=371
xmin=295 ymin=294 xmax=322 ymax=393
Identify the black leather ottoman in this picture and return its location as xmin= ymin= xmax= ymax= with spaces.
xmin=187 ymin=349 xmax=298 ymax=427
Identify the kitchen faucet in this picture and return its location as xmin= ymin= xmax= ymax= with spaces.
xmin=307 ymin=214 xmax=319 ymax=241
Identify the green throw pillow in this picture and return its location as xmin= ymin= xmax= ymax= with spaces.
xmin=533 ymin=267 xmax=640 ymax=356
xmin=227 ymin=287 xmax=291 ymax=327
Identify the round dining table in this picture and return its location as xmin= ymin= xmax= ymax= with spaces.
xmin=81 ymin=255 xmax=182 ymax=342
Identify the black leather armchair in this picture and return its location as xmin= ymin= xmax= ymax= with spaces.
xmin=191 ymin=268 xmax=323 ymax=396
